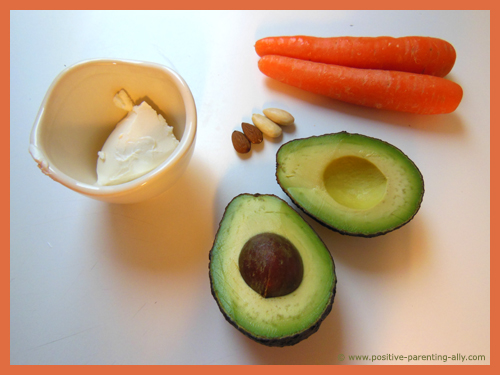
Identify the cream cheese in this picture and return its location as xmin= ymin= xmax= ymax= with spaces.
xmin=96 ymin=93 xmax=179 ymax=186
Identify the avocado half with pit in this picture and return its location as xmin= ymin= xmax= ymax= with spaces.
xmin=209 ymin=194 xmax=336 ymax=347
xmin=276 ymin=132 xmax=424 ymax=237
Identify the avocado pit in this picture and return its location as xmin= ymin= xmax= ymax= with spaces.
xmin=239 ymin=233 xmax=304 ymax=298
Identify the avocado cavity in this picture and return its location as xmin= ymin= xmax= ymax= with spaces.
xmin=323 ymin=156 xmax=388 ymax=210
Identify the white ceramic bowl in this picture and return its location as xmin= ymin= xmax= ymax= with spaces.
xmin=29 ymin=59 xmax=197 ymax=204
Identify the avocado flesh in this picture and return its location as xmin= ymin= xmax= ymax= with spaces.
xmin=209 ymin=194 xmax=336 ymax=346
xmin=276 ymin=132 xmax=424 ymax=237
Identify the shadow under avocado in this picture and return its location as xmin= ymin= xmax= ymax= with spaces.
xmin=235 ymin=301 xmax=344 ymax=365
xmin=101 ymin=157 xmax=214 ymax=274
xmin=309 ymin=213 xmax=430 ymax=275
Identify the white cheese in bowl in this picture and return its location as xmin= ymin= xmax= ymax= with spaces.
xmin=96 ymin=91 xmax=179 ymax=186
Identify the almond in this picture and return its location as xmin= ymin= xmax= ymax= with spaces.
xmin=232 ymin=131 xmax=251 ymax=153
xmin=252 ymin=114 xmax=282 ymax=138
xmin=241 ymin=122 xmax=263 ymax=144
xmin=263 ymin=108 xmax=294 ymax=126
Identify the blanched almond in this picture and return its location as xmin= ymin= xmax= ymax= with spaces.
xmin=252 ymin=114 xmax=282 ymax=138
xmin=113 ymin=89 xmax=134 ymax=112
xmin=263 ymin=108 xmax=294 ymax=126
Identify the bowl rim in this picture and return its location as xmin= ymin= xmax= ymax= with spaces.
xmin=29 ymin=58 xmax=197 ymax=197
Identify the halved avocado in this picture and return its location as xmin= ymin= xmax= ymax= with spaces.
xmin=209 ymin=194 xmax=336 ymax=347
xmin=276 ymin=132 xmax=424 ymax=237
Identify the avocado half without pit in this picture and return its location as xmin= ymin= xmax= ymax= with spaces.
xmin=276 ymin=132 xmax=424 ymax=237
xmin=209 ymin=194 xmax=336 ymax=347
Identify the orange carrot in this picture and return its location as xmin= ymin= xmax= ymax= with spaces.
xmin=256 ymin=36 xmax=456 ymax=78
xmin=258 ymin=55 xmax=463 ymax=115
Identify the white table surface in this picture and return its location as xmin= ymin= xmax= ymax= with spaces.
xmin=10 ymin=10 xmax=490 ymax=365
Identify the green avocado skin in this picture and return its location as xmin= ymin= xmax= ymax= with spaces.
xmin=208 ymin=265 xmax=335 ymax=347
xmin=209 ymin=193 xmax=337 ymax=347
xmin=276 ymin=132 xmax=425 ymax=238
